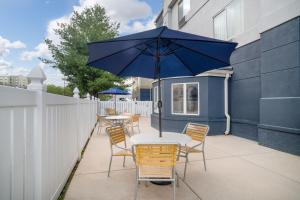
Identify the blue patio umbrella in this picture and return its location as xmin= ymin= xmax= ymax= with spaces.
xmin=88 ymin=26 xmax=237 ymax=137
xmin=98 ymin=87 xmax=130 ymax=112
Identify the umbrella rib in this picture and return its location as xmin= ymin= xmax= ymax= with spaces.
xmin=88 ymin=37 xmax=156 ymax=44
xmin=116 ymin=45 xmax=151 ymax=76
xmin=87 ymin=39 xmax=151 ymax=64
xmin=161 ymin=37 xmax=237 ymax=45
xmin=172 ymin=51 xmax=195 ymax=75
xmin=170 ymin=40 xmax=230 ymax=66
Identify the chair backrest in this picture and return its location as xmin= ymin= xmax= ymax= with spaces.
xmin=184 ymin=123 xmax=209 ymax=142
xmin=97 ymin=115 xmax=101 ymax=121
xmin=134 ymin=144 xmax=178 ymax=167
xmin=106 ymin=126 xmax=126 ymax=145
xmin=132 ymin=114 xmax=140 ymax=123
xmin=97 ymin=114 xmax=104 ymax=121
xmin=105 ymin=108 xmax=116 ymax=115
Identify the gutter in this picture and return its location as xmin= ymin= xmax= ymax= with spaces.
xmin=224 ymin=73 xmax=231 ymax=135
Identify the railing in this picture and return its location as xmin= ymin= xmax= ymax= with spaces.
xmin=0 ymin=67 xmax=97 ymax=200
xmin=97 ymin=101 xmax=152 ymax=117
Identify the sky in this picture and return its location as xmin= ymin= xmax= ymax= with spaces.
xmin=0 ymin=0 xmax=163 ymax=86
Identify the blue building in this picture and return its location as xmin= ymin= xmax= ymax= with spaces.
xmin=152 ymin=0 xmax=300 ymax=155
xmin=132 ymin=77 xmax=153 ymax=101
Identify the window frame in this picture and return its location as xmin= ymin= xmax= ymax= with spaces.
xmin=171 ymin=82 xmax=200 ymax=116
xmin=153 ymin=86 xmax=159 ymax=113
xmin=213 ymin=0 xmax=244 ymax=40
xmin=177 ymin=0 xmax=190 ymax=27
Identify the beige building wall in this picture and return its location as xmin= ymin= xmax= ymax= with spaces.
xmin=0 ymin=75 xmax=29 ymax=88
xmin=160 ymin=0 xmax=300 ymax=47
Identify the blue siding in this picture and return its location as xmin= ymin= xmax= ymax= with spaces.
xmin=258 ymin=17 xmax=300 ymax=155
xmin=229 ymin=40 xmax=261 ymax=141
xmin=139 ymin=88 xmax=151 ymax=101
xmin=152 ymin=76 xmax=226 ymax=134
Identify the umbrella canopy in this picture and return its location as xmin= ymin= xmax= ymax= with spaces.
xmin=98 ymin=88 xmax=130 ymax=112
xmin=88 ymin=26 xmax=237 ymax=137
xmin=98 ymin=87 xmax=130 ymax=95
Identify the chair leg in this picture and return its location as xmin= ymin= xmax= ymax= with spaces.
xmin=173 ymin=180 xmax=176 ymax=200
xmin=183 ymin=155 xmax=188 ymax=181
xmin=99 ymin=125 xmax=102 ymax=135
xmin=137 ymin=124 xmax=140 ymax=133
xmin=123 ymin=156 xmax=126 ymax=167
xmin=176 ymin=172 xmax=179 ymax=187
xmin=108 ymin=155 xmax=113 ymax=177
xmin=202 ymin=151 xmax=207 ymax=171
xmin=134 ymin=179 xmax=139 ymax=200
xmin=97 ymin=122 xmax=100 ymax=134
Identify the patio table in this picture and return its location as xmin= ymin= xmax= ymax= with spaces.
xmin=130 ymin=132 xmax=192 ymax=146
xmin=105 ymin=115 xmax=131 ymax=125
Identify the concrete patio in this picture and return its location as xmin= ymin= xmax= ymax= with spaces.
xmin=65 ymin=117 xmax=300 ymax=200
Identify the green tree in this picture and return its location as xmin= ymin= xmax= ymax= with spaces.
xmin=47 ymin=84 xmax=73 ymax=96
xmin=42 ymin=5 xmax=128 ymax=96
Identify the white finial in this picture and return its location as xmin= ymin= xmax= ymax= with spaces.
xmin=27 ymin=66 xmax=47 ymax=91
xmin=86 ymin=93 xmax=90 ymax=100
xmin=73 ymin=87 xmax=80 ymax=98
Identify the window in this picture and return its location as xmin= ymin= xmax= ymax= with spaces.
xmin=153 ymin=86 xmax=158 ymax=113
xmin=172 ymin=83 xmax=199 ymax=115
xmin=178 ymin=0 xmax=190 ymax=23
xmin=213 ymin=0 xmax=243 ymax=40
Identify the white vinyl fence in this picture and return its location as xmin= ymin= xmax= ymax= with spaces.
xmin=0 ymin=67 xmax=97 ymax=200
xmin=97 ymin=101 xmax=152 ymax=117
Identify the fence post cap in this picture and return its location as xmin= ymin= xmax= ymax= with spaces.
xmin=27 ymin=66 xmax=47 ymax=80
xmin=27 ymin=66 xmax=47 ymax=91
xmin=73 ymin=87 xmax=80 ymax=98
xmin=86 ymin=93 xmax=90 ymax=100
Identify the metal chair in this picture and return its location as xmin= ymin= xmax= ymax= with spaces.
xmin=125 ymin=114 xmax=141 ymax=135
xmin=106 ymin=126 xmax=132 ymax=177
xmin=132 ymin=144 xmax=180 ymax=200
xmin=179 ymin=123 xmax=209 ymax=180
xmin=96 ymin=114 xmax=112 ymax=134
xmin=105 ymin=108 xmax=117 ymax=115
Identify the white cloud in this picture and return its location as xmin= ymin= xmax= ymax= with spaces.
xmin=47 ymin=15 xmax=70 ymax=44
xmin=10 ymin=67 xmax=30 ymax=76
xmin=74 ymin=0 xmax=154 ymax=34
xmin=0 ymin=59 xmax=30 ymax=76
xmin=0 ymin=59 xmax=12 ymax=75
xmin=47 ymin=0 xmax=155 ymax=44
xmin=20 ymin=42 xmax=50 ymax=61
xmin=0 ymin=35 xmax=26 ymax=56
xmin=44 ymin=66 xmax=64 ymax=86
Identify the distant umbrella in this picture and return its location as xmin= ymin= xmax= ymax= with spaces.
xmin=98 ymin=87 xmax=130 ymax=112
xmin=88 ymin=26 xmax=237 ymax=137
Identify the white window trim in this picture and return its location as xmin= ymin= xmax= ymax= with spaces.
xmin=213 ymin=0 xmax=244 ymax=40
xmin=171 ymin=82 xmax=200 ymax=116
xmin=153 ymin=86 xmax=158 ymax=113
xmin=178 ymin=0 xmax=190 ymax=23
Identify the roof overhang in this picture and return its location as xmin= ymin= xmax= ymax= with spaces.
xmin=151 ymin=68 xmax=233 ymax=84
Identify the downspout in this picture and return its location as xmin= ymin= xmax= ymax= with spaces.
xmin=224 ymin=73 xmax=230 ymax=135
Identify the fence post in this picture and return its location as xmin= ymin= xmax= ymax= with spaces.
xmin=73 ymin=87 xmax=82 ymax=161
xmin=27 ymin=66 xmax=47 ymax=200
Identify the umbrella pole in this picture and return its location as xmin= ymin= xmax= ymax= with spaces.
xmin=158 ymin=76 xmax=162 ymax=137
xmin=156 ymin=38 xmax=162 ymax=138
xmin=114 ymin=95 xmax=117 ymax=114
